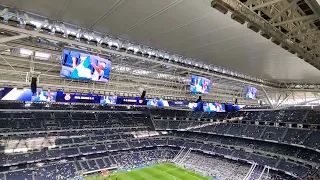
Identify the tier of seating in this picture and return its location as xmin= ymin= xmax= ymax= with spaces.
xmin=0 ymin=106 xmax=319 ymax=180
xmin=154 ymin=120 xmax=320 ymax=151
xmin=0 ymin=132 xmax=311 ymax=178
xmin=3 ymin=147 xmax=176 ymax=180
xmin=176 ymin=151 xmax=302 ymax=180
xmin=172 ymin=131 xmax=319 ymax=163
xmin=240 ymin=110 xmax=320 ymax=124
xmin=0 ymin=111 xmax=151 ymax=133
xmin=181 ymin=153 xmax=250 ymax=180
xmin=2 ymin=136 xmax=307 ymax=180
xmin=2 ymin=102 xmax=320 ymax=124
xmin=0 ymin=101 xmax=149 ymax=111
xmin=152 ymin=108 xmax=320 ymax=124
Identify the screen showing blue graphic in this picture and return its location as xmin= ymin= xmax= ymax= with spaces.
xmin=0 ymin=87 xmax=33 ymax=101
xmin=0 ymin=87 xmax=240 ymax=112
xmin=188 ymin=102 xmax=203 ymax=111
xmin=116 ymin=97 xmax=147 ymax=105
xmin=100 ymin=96 xmax=117 ymax=105
xmin=0 ymin=87 xmax=56 ymax=102
xmin=168 ymin=101 xmax=189 ymax=107
xmin=225 ymin=104 xmax=243 ymax=111
xmin=147 ymin=98 xmax=169 ymax=107
xmin=203 ymin=103 xmax=215 ymax=112
xmin=203 ymin=103 xmax=226 ymax=112
xmin=55 ymin=91 xmax=101 ymax=103
xmin=60 ymin=49 xmax=111 ymax=82
xmin=246 ymin=86 xmax=258 ymax=99
xmin=32 ymin=89 xmax=56 ymax=102
xmin=190 ymin=75 xmax=210 ymax=94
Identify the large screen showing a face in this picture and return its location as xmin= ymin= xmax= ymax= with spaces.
xmin=60 ymin=50 xmax=111 ymax=82
xmin=190 ymin=75 xmax=210 ymax=94
xmin=246 ymin=86 xmax=258 ymax=99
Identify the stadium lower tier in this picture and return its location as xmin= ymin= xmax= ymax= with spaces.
xmin=108 ymin=163 xmax=212 ymax=180
xmin=0 ymin=107 xmax=319 ymax=180
xmin=2 ymin=147 xmax=176 ymax=180
xmin=86 ymin=163 xmax=214 ymax=180
xmin=1 ymin=129 xmax=319 ymax=166
xmin=0 ymin=147 xmax=302 ymax=180
xmin=0 ymin=135 xmax=315 ymax=179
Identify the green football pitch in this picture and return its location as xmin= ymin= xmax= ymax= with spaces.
xmin=85 ymin=163 xmax=214 ymax=180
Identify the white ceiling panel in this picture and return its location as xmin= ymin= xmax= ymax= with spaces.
xmin=265 ymin=57 xmax=320 ymax=83
xmin=92 ymin=0 xmax=178 ymax=36
xmin=149 ymin=12 xmax=234 ymax=50
xmin=154 ymin=24 xmax=252 ymax=55
xmin=59 ymin=0 xmax=121 ymax=28
xmin=119 ymin=0 xmax=214 ymax=44
xmin=0 ymin=0 xmax=66 ymax=19
xmin=182 ymin=33 xmax=267 ymax=58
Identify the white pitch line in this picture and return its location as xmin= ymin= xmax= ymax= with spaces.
xmin=155 ymin=167 xmax=183 ymax=180
xmin=184 ymin=171 xmax=206 ymax=180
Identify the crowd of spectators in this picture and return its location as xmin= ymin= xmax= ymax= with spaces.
xmin=154 ymin=120 xmax=320 ymax=150
xmin=0 ymin=103 xmax=319 ymax=179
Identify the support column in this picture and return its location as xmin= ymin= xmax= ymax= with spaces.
xmin=261 ymin=86 xmax=274 ymax=108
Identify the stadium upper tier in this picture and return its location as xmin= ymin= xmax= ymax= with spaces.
xmin=0 ymin=104 xmax=319 ymax=179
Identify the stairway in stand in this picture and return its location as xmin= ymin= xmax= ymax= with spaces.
xmin=172 ymin=147 xmax=192 ymax=165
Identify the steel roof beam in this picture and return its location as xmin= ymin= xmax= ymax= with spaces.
xmin=251 ymin=0 xmax=284 ymax=11
xmin=0 ymin=55 xmax=245 ymax=99
xmin=308 ymin=47 xmax=320 ymax=53
xmin=0 ymin=34 xmax=29 ymax=44
xmin=290 ymin=29 xmax=319 ymax=38
xmin=162 ymin=68 xmax=175 ymax=73
xmin=304 ymin=41 xmax=320 ymax=47
xmin=269 ymin=0 xmax=299 ymax=23
xmin=217 ymin=0 xmax=319 ymax=88
xmin=261 ymin=86 xmax=275 ymax=108
xmin=0 ymin=23 xmax=273 ymax=89
xmin=273 ymin=15 xmax=318 ymax=26
xmin=0 ymin=55 xmax=189 ymax=87
xmin=287 ymin=18 xmax=316 ymax=36
xmin=149 ymin=64 xmax=162 ymax=69
xmin=276 ymin=98 xmax=320 ymax=110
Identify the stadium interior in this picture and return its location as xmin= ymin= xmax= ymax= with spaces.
xmin=0 ymin=0 xmax=319 ymax=180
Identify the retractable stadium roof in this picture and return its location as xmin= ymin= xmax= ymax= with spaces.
xmin=0 ymin=0 xmax=320 ymax=107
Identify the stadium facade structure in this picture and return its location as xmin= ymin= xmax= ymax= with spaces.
xmin=0 ymin=1 xmax=320 ymax=179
